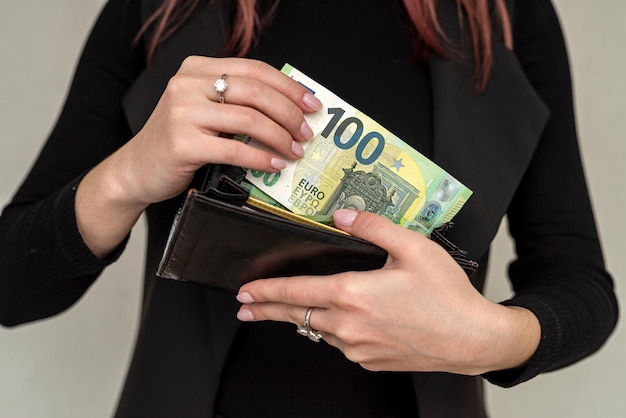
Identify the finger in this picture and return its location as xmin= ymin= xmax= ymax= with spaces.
xmin=237 ymin=302 xmax=371 ymax=363
xmin=159 ymin=73 xmax=304 ymax=161
xmin=188 ymin=134 xmax=290 ymax=173
xmin=332 ymin=209 xmax=430 ymax=262
xmin=178 ymin=56 xmax=323 ymax=113
xmin=190 ymin=102 xmax=304 ymax=160
xmin=202 ymin=75 xmax=316 ymax=143
xmin=239 ymin=303 xmax=344 ymax=350
xmin=237 ymin=302 xmax=327 ymax=329
xmin=237 ymin=275 xmax=342 ymax=308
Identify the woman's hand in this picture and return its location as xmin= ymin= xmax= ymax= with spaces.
xmin=76 ymin=57 xmax=322 ymax=257
xmin=110 ymin=56 xmax=321 ymax=206
xmin=236 ymin=209 xmax=541 ymax=375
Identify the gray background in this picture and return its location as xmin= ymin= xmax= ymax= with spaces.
xmin=0 ymin=1 xmax=624 ymax=417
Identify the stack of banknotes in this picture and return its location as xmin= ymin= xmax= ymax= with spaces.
xmin=240 ymin=64 xmax=472 ymax=236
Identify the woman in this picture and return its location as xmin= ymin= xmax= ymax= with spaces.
xmin=0 ymin=0 xmax=618 ymax=417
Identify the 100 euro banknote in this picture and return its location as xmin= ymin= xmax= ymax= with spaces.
xmin=243 ymin=64 xmax=472 ymax=235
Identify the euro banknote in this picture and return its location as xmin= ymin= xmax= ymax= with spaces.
xmin=243 ymin=64 xmax=472 ymax=235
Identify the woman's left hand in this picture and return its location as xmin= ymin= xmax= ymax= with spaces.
xmin=236 ymin=209 xmax=541 ymax=375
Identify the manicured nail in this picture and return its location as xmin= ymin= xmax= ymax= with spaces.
xmin=236 ymin=292 xmax=255 ymax=304
xmin=292 ymin=141 xmax=305 ymax=158
xmin=237 ymin=308 xmax=254 ymax=322
xmin=300 ymin=120 xmax=314 ymax=141
xmin=271 ymin=158 xmax=287 ymax=171
xmin=333 ymin=209 xmax=358 ymax=227
xmin=303 ymin=92 xmax=323 ymax=112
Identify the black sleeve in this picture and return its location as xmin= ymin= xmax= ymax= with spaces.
xmin=484 ymin=0 xmax=618 ymax=386
xmin=0 ymin=0 xmax=145 ymax=327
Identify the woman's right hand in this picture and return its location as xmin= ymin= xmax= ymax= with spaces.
xmin=76 ymin=57 xmax=322 ymax=257
xmin=115 ymin=56 xmax=321 ymax=206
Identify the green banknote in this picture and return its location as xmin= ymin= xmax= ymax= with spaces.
xmin=243 ymin=64 xmax=472 ymax=235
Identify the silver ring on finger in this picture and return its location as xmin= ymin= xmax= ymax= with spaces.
xmin=296 ymin=307 xmax=323 ymax=342
xmin=213 ymin=73 xmax=228 ymax=103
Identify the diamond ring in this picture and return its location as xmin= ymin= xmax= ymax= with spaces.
xmin=213 ymin=74 xmax=228 ymax=103
xmin=297 ymin=307 xmax=322 ymax=342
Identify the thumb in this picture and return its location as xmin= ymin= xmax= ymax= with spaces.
xmin=333 ymin=209 xmax=427 ymax=260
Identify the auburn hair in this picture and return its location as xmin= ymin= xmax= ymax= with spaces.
xmin=137 ymin=0 xmax=513 ymax=89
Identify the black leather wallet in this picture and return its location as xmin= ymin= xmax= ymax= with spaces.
xmin=157 ymin=165 xmax=477 ymax=293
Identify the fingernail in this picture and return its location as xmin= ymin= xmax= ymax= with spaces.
xmin=236 ymin=292 xmax=255 ymax=304
xmin=271 ymin=158 xmax=287 ymax=171
xmin=300 ymin=120 xmax=314 ymax=141
xmin=333 ymin=209 xmax=358 ymax=227
xmin=303 ymin=92 xmax=323 ymax=112
xmin=292 ymin=141 xmax=305 ymax=158
xmin=237 ymin=308 xmax=255 ymax=322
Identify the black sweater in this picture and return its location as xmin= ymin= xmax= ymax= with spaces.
xmin=0 ymin=0 xmax=618 ymax=416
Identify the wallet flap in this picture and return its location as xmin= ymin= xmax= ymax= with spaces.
xmin=157 ymin=191 xmax=388 ymax=293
